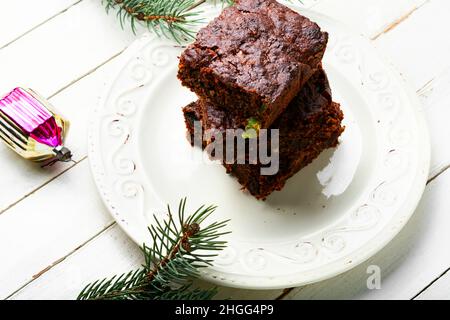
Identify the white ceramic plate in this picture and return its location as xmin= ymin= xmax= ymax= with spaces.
xmin=88 ymin=4 xmax=430 ymax=289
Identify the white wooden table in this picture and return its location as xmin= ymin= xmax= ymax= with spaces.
xmin=1 ymin=0 xmax=449 ymax=300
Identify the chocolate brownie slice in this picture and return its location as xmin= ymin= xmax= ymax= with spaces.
xmin=178 ymin=0 xmax=328 ymax=129
xmin=182 ymin=70 xmax=344 ymax=199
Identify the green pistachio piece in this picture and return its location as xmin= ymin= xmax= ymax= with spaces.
xmin=242 ymin=117 xmax=261 ymax=139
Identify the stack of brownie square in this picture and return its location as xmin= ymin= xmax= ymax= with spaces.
xmin=178 ymin=0 xmax=344 ymax=200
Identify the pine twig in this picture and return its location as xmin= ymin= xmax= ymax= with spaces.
xmin=77 ymin=198 xmax=230 ymax=300
xmin=102 ymin=0 xmax=213 ymax=43
xmin=102 ymin=0 xmax=302 ymax=43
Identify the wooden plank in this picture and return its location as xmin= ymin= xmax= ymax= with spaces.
xmin=415 ymin=268 xmax=450 ymax=300
xmin=10 ymin=224 xmax=141 ymax=300
xmin=310 ymin=0 xmax=427 ymax=39
xmin=282 ymin=0 xmax=450 ymax=299
xmin=310 ymin=1 xmax=450 ymax=180
xmin=7 ymin=0 xmax=450 ymax=300
xmin=0 ymin=160 xmax=113 ymax=299
xmin=0 ymin=152 xmax=74 ymax=213
xmin=417 ymin=67 xmax=450 ymax=179
xmin=368 ymin=1 xmax=450 ymax=180
xmin=0 ymin=40 xmax=131 ymax=297
xmin=0 ymin=0 xmax=80 ymax=50
xmin=283 ymin=169 xmax=450 ymax=299
xmin=10 ymin=223 xmax=283 ymax=300
xmin=375 ymin=0 xmax=450 ymax=90
xmin=0 ymin=0 xmax=141 ymax=213
xmin=0 ymin=0 xmax=143 ymax=98
xmin=0 ymin=50 xmax=124 ymax=213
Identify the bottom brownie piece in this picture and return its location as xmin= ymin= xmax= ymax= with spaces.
xmin=182 ymin=70 xmax=344 ymax=200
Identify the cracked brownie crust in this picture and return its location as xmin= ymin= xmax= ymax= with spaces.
xmin=178 ymin=0 xmax=328 ymax=128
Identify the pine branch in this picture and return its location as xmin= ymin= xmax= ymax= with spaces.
xmin=102 ymin=0 xmax=209 ymax=43
xmin=103 ymin=0 xmax=302 ymax=43
xmin=77 ymin=198 xmax=230 ymax=300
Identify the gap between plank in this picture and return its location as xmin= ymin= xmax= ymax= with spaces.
xmin=48 ymin=49 xmax=126 ymax=99
xmin=427 ymin=164 xmax=450 ymax=185
xmin=0 ymin=156 xmax=86 ymax=217
xmin=0 ymin=161 xmax=76 ymax=216
xmin=5 ymin=221 xmax=116 ymax=300
xmin=411 ymin=267 xmax=450 ymax=300
xmin=275 ymin=288 xmax=295 ymax=300
xmin=0 ymin=0 xmax=84 ymax=51
xmin=371 ymin=0 xmax=430 ymax=41
xmin=416 ymin=77 xmax=436 ymax=96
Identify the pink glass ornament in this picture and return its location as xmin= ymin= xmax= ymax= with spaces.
xmin=0 ymin=87 xmax=71 ymax=163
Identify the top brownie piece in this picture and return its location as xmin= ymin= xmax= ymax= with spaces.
xmin=178 ymin=0 xmax=328 ymax=128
